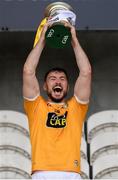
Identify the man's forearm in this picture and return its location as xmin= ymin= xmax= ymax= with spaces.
xmin=72 ymin=38 xmax=91 ymax=75
xmin=23 ymin=40 xmax=45 ymax=75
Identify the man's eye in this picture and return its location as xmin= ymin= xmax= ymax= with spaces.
xmin=61 ymin=78 xmax=65 ymax=81
xmin=50 ymin=78 xmax=56 ymax=80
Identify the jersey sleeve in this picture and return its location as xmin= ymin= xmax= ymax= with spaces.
xmin=23 ymin=95 xmax=47 ymax=129
xmin=24 ymin=95 xmax=45 ymax=117
xmin=68 ymin=96 xmax=89 ymax=125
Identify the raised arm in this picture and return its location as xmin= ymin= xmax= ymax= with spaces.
xmin=71 ymin=26 xmax=91 ymax=103
xmin=64 ymin=22 xmax=92 ymax=103
xmin=23 ymin=24 xmax=48 ymax=99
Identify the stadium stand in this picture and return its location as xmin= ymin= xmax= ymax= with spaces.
xmin=0 ymin=111 xmax=31 ymax=179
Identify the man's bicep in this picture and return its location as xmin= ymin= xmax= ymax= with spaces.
xmin=23 ymin=72 xmax=40 ymax=99
xmin=74 ymin=73 xmax=91 ymax=103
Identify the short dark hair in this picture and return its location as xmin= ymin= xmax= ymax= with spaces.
xmin=44 ymin=67 xmax=68 ymax=81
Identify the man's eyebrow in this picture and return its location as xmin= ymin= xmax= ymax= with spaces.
xmin=60 ymin=76 xmax=66 ymax=78
xmin=48 ymin=75 xmax=56 ymax=79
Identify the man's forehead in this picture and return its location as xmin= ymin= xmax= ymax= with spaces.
xmin=48 ymin=71 xmax=66 ymax=77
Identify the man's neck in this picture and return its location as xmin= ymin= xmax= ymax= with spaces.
xmin=48 ymin=98 xmax=65 ymax=104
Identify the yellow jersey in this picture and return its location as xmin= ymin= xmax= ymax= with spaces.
xmin=24 ymin=96 xmax=88 ymax=173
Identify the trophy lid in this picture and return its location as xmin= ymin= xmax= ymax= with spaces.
xmin=44 ymin=2 xmax=74 ymax=17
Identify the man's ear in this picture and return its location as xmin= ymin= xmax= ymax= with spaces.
xmin=43 ymin=82 xmax=47 ymax=91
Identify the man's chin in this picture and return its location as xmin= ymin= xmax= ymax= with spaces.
xmin=49 ymin=96 xmax=64 ymax=103
xmin=47 ymin=91 xmax=67 ymax=103
xmin=48 ymin=94 xmax=65 ymax=103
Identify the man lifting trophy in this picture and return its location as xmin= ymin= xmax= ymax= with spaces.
xmin=23 ymin=1 xmax=91 ymax=180
xmin=34 ymin=2 xmax=76 ymax=48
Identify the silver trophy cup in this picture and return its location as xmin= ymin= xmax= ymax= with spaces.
xmin=44 ymin=2 xmax=76 ymax=48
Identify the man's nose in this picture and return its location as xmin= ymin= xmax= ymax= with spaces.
xmin=55 ymin=79 xmax=61 ymax=84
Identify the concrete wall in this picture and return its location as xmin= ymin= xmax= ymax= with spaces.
xmin=0 ymin=31 xmax=118 ymax=118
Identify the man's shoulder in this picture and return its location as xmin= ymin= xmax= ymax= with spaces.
xmin=24 ymin=95 xmax=47 ymax=113
xmin=67 ymin=95 xmax=89 ymax=106
xmin=23 ymin=95 xmax=47 ymax=107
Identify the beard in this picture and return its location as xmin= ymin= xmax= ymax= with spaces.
xmin=47 ymin=91 xmax=67 ymax=103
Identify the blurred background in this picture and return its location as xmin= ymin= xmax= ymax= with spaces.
xmin=0 ymin=0 xmax=118 ymax=179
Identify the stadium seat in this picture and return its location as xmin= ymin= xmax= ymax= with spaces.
xmin=0 ymin=151 xmax=31 ymax=179
xmin=0 ymin=110 xmax=31 ymax=179
xmin=92 ymin=154 xmax=118 ymax=179
xmin=90 ymin=132 xmax=118 ymax=165
xmin=87 ymin=110 xmax=118 ymax=143
xmin=0 ymin=110 xmax=29 ymax=131
xmin=0 ymin=130 xmax=31 ymax=156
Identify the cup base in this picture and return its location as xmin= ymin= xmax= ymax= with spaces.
xmin=45 ymin=24 xmax=71 ymax=48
